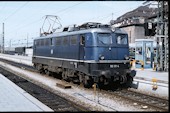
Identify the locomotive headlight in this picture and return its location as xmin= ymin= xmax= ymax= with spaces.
xmin=124 ymin=55 xmax=129 ymax=60
xmin=99 ymin=55 xmax=105 ymax=60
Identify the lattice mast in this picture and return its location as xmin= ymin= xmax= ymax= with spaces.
xmin=156 ymin=1 xmax=168 ymax=71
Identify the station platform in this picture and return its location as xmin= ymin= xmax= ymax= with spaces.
xmin=0 ymin=73 xmax=53 ymax=111
xmin=134 ymin=68 xmax=168 ymax=83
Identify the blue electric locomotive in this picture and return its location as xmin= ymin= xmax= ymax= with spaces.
xmin=32 ymin=22 xmax=136 ymax=88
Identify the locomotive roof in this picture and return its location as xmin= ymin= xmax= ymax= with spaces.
xmin=34 ymin=27 xmax=127 ymax=40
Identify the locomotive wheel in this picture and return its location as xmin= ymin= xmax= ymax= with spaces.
xmin=39 ymin=69 xmax=45 ymax=74
xmin=72 ymin=77 xmax=80 ymax=85
xmin=35 ymin=64 xmax=44 ymax=74
xmin=120 ymin=75 xmax=127 ymax=84
xmin=98 ymin=76 xmax=110 ymax=89
xmin=83 ymin=76 xmax=93 ymax=88
xmin=45 ymin=69 xmax=52 ymax=76
xmin=98 ymin=76 xmax=105 ymax=89
xmin=53 ymin=72 xmax=62 ymax=80
xmin=71 ymin=71 xmax=80 ymax=84
xmin=124 ymin=76 xmax=133 ymax=88
xmin=62 ymin=69 xmax=70 ymax=82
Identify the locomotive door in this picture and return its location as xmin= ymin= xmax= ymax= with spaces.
xmin=79 ymin=34 xmax=85 ymax=60
xmin=33 ymin=40 xmax=36 ymax=56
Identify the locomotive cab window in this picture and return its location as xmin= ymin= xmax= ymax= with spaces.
xmin=97 ymin=33 xmax=112 ymax=45
xmin=116 ymin=34 xmax=128 ymax=45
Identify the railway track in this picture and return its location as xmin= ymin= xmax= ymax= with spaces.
xmin=0 ymin=58 xmax=168 ymax=111
xmin=0 ymin=65 xmax=88 ymax=111
xmin=105 ymin=89 xmax=168 ymax=111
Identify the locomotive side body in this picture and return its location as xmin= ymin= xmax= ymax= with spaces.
xmin=32 ymin=27 xmax=136 ymax=88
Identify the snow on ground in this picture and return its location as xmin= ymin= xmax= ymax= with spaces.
xmin=0 ymin=61 xmax=158 ymax=111
xmin=0 ymin=53 xmax=33 ymax=66
xmin=0 ymin=53 xmax=169 ymax=110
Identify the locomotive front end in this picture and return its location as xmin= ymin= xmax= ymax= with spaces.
xmin=87 ymin=28 xmax=136 ymax=87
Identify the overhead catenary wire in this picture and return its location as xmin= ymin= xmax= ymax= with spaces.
xmin=5 ymin=2 xmax=143 ymax=45
xmin=0 ymin=2 xmax=7 ymax=15
xmin=5 ymin=2 xmax=84 ymax=33
xmin=98 ymin=14 xmax=112 ymax=22
xmin=5 ymin=2 xmax=85 ymax=43
xmin=14 ymin=2 xmax=85 ymax=33
xmin=81 ymin=3 xmax=143 ymax=24
xmin=6 ymin=2 xmax=52 ymax=32
xmin=53 ymin=2 xmax=84 ymax=16
xmin=3 ymin=2 xmax=29 ymax=22
xmin=9 ymin=2 xmax=84 ymax=33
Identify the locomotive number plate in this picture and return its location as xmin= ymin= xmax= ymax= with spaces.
xmin=110 ymin=64 xmax=119 ymax=68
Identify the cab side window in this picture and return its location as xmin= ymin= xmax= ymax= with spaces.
xmin=80 ymin=35 xmax=85 ymax=45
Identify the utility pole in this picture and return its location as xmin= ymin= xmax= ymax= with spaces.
xmin=156 ymin=1 xmax=168 ymax=72
xmin=112 ymin=13 xmax=113 ymax=20
xmin=27 ymin=33 xmax=28 ymax=47
xmin=129 ymin=30 xmax=131 ymax=43
xmin=2 ymin=23 xmax=4 ymax=53
xmin=40 ymin=28 xmax=41 ymax=37
xmin=10 ymin=39 xmax=11 ymax=50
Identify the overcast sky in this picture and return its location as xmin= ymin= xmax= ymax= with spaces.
xmin=0 ymin=1 xmax=144 ymax=47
